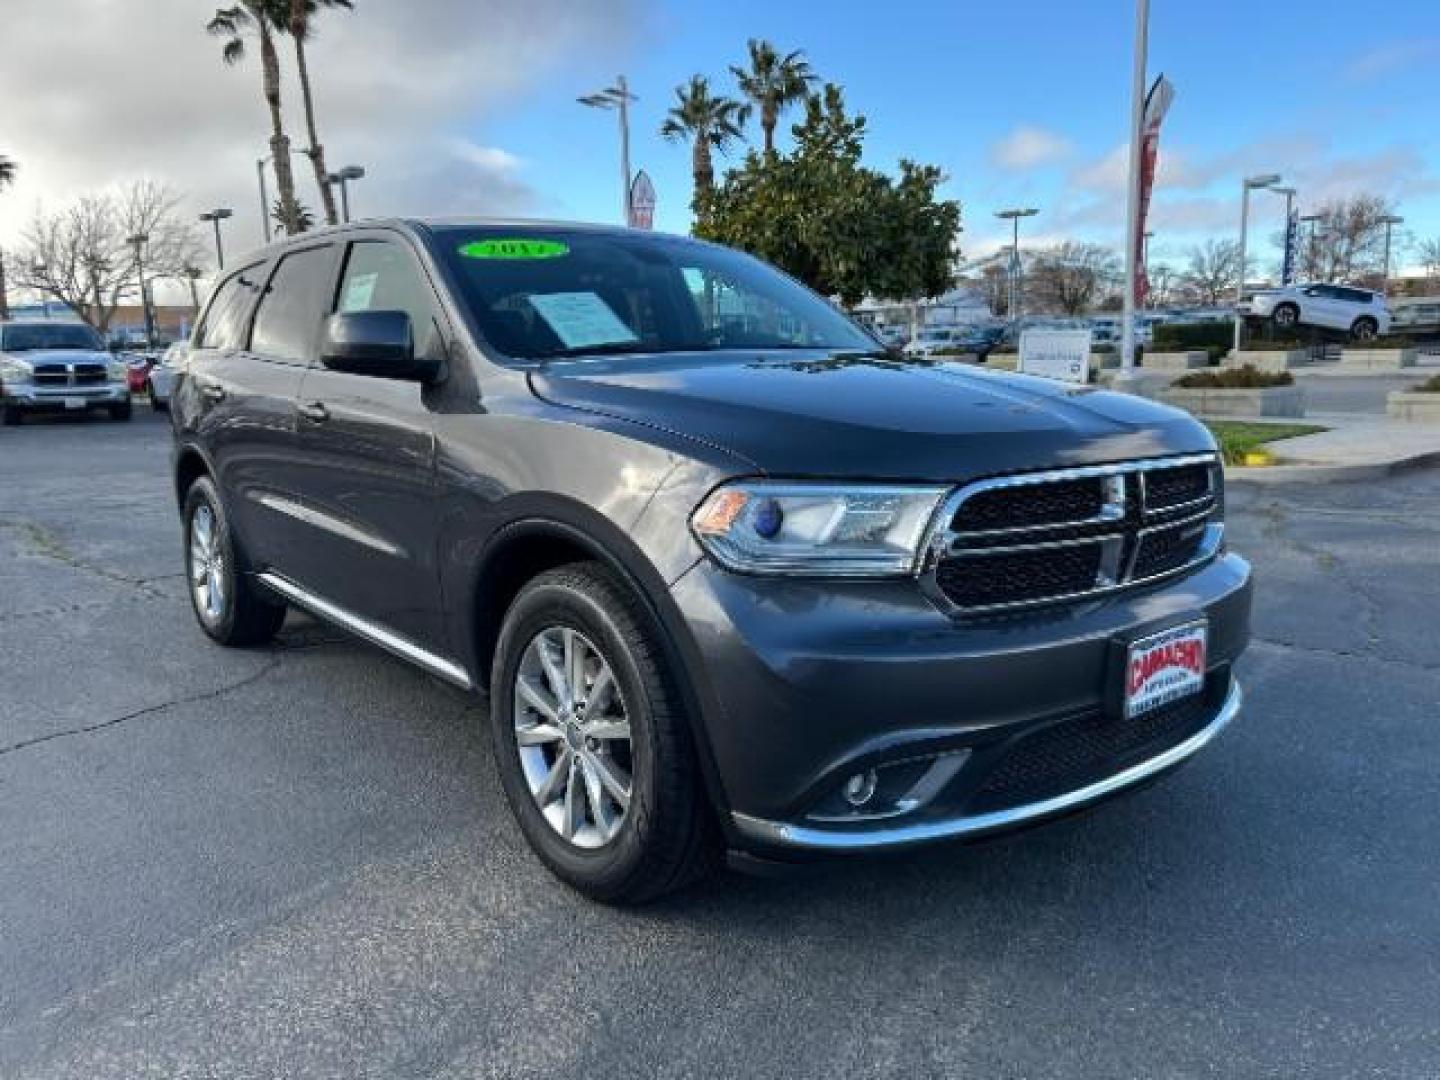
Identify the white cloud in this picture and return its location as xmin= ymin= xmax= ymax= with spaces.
xmin=989 ymin=126 xmax=1073 ymax=170
xmin=0 ymin=0 xmax=639 ymax=292
xmin=1344 ymin=38 xmax=1440 ymax=83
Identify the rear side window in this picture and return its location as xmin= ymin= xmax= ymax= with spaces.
xmin=250 ymin=245 xmax=336 ymax=362
xmin=1341 ymin=287 xmax=1373 ymax=304
xmin=196 ymin=265 xmax=262 ymax=350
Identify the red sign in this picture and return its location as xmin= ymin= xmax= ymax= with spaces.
xmin=1135 ymin=75 xmax=1174 ymax=306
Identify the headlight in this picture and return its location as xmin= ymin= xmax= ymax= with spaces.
xmin=0 ymin=358 xmax=32 ymax=383
xmin=107 ymin=360 xmax=128 ymax=381
xmin=691 ymin=481 xmax=949 ymax=577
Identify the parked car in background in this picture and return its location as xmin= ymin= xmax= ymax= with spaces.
xmin=147 ymin=341 xmax=187 ymax=411
xmin=1241 ymin=283 xmax=1391 ymax=340
xmin=0 ymin=320 xmax=132 ymax=424
xmin=170 ymin=218 xmax=1250 ymax=902
xmin=1391 ymin=297 xmax=1440 ymax=336
xmin=904 ymin=324 xmax=1003 ymax=360
xmin=873 ymin=324 xmax=909 ymax=350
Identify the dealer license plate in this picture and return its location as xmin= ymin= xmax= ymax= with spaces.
xmin=1125 ymin=622 xmax=1207 ymax=719
xmin=62 ymin=397 xmax=86 ymax=410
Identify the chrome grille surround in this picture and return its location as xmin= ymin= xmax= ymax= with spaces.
xmin=920 ymin=454 xmax=1223 ymax=615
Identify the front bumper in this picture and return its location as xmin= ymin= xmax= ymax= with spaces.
xmin=2 ymin=384 xmax=130 ymax=411
xmin=670 ymin=552 xmax=1252 ymax=855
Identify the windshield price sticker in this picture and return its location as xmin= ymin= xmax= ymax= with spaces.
xmin=527 ymin=291 xmax=639 ymax=350
xmin=459 ymin=238 xmax=570 ymax=260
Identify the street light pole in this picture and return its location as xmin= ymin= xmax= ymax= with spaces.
xmin=199 ymin=208 xmax=234 ymax=270
xmin=994 ymin=208 xmax=1038 ymax=319
xmin=1380 ymin=214 xmax=1405 ymax=293
xmin=1233 ymin=173 xmax=1281 ymax=352
xmin=257 ymin=157 xmax=272 ymax=243
xmin=1271 ymin=186 xmax=1296 ymax=285
xmin=1298 ymin=213 xmax=1323 ymax=280
xmin=327 ymin=165 xmax=366 ymax=223
xmin=1119 ymin=0 xmax=1150 ymax=377
xmin=579 ymin=77 xmax=639 ymax=225
xmin=126 ymin=233 xmax=153 ymax=347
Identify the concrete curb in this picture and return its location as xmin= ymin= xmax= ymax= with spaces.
xmin=1226 ymin=449 xmax=1440 ymax=484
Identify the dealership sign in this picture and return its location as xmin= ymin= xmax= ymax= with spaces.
xmin=1019 ymin=329 xmax=1092 ymax=385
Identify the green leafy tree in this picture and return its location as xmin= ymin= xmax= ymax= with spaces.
xmin=286 ymin=0 xmax=353 ymax=227
xmin=696 ymin=85 xmax=960 ymax=307
xmin=208 ymin=2 xmax=303 ymax=235
xmin=660 ymin=75 xmax=749 ymax=211
xmin=730 ymin=39 xmax=816 ymax=154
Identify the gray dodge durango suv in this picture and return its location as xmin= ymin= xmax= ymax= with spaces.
xmin=170 ymin=219 xmax=1252 ymax=902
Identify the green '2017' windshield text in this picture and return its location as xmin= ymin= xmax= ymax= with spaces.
xmin=458 ymin=239 xmax=570 ymax=260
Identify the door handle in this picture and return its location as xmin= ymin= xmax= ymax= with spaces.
xmin=299 ymin=401 xmax=330 ymax=423
xmin=200 ymin=383 xmax=226 ymax=403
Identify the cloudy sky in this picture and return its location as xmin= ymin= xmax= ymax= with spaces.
xmin=2 ymin=0 xmax=1437 ymax=295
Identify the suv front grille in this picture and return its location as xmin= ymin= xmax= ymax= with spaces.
xmin=927 ymin=456 xmax=1222 ymax=613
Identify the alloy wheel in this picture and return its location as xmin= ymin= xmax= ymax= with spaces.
xmin=512 ymin=626 xmax=634 ymax=849
xmin=189 ymin=503 xmax=226 ymax=622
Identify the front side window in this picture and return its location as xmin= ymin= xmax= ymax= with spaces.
xmin=249 ymin=246 xmax=335 ymax=362
xmin=335 ymin=240 xmax=443 ymax=354
xmin=0 ymin=322 xmax=104 ymax=352
xmin=435 ymin=228 xmax=875 ymax=361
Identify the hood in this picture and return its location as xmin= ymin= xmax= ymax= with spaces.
xmin=2 ymin=349 xmax=112 ymax=367
xmin=530 ymin=351 xmax=1213 ymax=482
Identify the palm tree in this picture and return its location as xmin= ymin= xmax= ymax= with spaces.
xmin=730 ymin=39 xmax=817 ymax=155
xmin=208 ymin=2 xmax=303 ymax=235
xmin=272 ymin=198 xmax=316 ymax=235
xmin=285 ymin=0 xmax=351 ymax=227
xmin=660 ymin=76 xmax=748 ymax=206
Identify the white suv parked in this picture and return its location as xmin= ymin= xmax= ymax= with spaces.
xmin=1242 ymin=283 xmax=1391 ymax=340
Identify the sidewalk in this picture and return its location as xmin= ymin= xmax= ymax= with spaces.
xmin=1224 ymin=410 xmax=1440 ymax=483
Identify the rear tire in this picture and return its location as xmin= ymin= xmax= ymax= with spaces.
xmin=1351 ymin=316 xmax=1378 ymax=342
xmin=182 ymin=477 xmax=287 ymax=647
xmin=490 ymin=562 xmax=717 ymax=904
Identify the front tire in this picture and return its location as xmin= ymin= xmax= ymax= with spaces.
xmin=1351 ymin=316 xmax=1378 ymax=342
xmin=2 ymin=406 xmax=21 ymax=426
xmin=490 ymin=562 xmax=716 ymax=903
xmin=109 ymin=400 xmax=132 ymax=422
xmin=1272 ymin=303 xmax=1299 ymax=331
xmin=182 ymin=477 xmax=286 ymax=647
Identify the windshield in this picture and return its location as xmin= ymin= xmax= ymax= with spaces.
xmin=1 ymin=323 xmax=105 ymax=353
xmin=434 ymin=227 xmax=876 ymax=360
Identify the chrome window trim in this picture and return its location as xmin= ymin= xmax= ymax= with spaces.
xmin=733 ymin=680 xmax=1242 ymax=852
xmin=919 ymin=453 xmax=1222 ymax=615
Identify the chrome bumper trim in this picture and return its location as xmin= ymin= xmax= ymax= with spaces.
xmin=732 ymin=680 xmax=1242 ymax=852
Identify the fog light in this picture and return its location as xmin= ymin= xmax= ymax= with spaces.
xmin=842 ymin=769 xmax=878 ymax=807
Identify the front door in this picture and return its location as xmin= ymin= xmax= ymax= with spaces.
xmin=283 ymin=235 xmax=449 ymax=651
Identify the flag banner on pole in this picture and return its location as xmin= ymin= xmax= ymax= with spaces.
xmin=628 ymin=170 xmax=657 ymax=230
xmin=1281 ymin=209 xmax=1298 ymax=285
xmin=1135 ymin=74 xmax=1174 ymax=306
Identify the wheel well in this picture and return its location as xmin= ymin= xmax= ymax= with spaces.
xmin=471 ymin=529 xmax=596 ymax=690
xmin=174 ymin=450 xmax=209 ymax=507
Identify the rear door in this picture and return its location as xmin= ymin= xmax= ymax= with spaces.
xmin=185 ymin=258 xmax=310 ymax=570
xmin=282 ymin=233 xmax=448 ymax=650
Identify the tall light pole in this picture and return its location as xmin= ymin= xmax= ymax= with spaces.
xmin=257 ymin=156 xmax=272 ymax=243
xmin=994 ymin=208 xmax=1038 ymax=319
xmin=1380 ymin=213 xmax=1405 ymax=293
xmin=328 ymin=164 xmax=366 ymax=223
xmin=1272 ymin=186 xmax=1296 ymax=285
xmin=579 ymin=76 xmax=638 ymax=225
xmin=126 ymin=233 xmax=154 ymax=347
xmin=1233 ymin=173 xmax=1282 ymax=352
xmin=199 ymin=208 xmax=233 ymax=270
xmin=1119 ymin=0 xmax=1150 ymax=377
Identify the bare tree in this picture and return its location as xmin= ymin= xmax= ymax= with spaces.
xmin=1026 ymin=242 xmax=1121 ymax=316
xmin=11 ymin=180 xmax=205 ymax=332
xmin=968 ymin=262 xmax=1010 ymax=318
xmin=1148 ymin=262 xmax=1180 ymax=308
xmin=1182 ymin=239 xmax=1240 ymax=306
xmin=1416 ymin=237 xmax=1440 ymax=280
xmin=1296 ymin=195 xmax=1396 ymax=284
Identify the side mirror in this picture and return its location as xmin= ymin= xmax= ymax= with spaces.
xmin=320 ymin=310 xmax=438 ymax=381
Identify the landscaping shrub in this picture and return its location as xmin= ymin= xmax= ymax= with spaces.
xmin=1415 ymin=375 xmax=1440 ymax=392
xmin=1173 ymin=365 xmax=1294 ymax=389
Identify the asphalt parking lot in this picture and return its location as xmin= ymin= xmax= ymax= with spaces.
xmin=2 ymin=410 xmax=1438 ymax=1079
